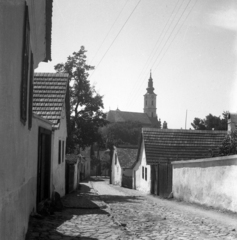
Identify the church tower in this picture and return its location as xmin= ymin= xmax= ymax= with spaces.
xmin=144 ymin=72 xmax=157 ymax=118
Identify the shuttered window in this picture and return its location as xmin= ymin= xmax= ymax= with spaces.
xmin=28 ymin=52 xmax=34 ymax=129
xmin=62 ymin=141 xmax=65 ymax=162
xmin=20 ymin=4 xmax=30 ymax=125
xmin=58 ymin=140 xmax=61 ymax=164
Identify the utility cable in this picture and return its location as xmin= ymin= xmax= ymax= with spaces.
xmin=90 ymin=0 xmax=142 ymax=78
xmin=127 ymin=0 xmax=183 ymax=106
xmin=89 ymin=0 xmax=130 ymax=66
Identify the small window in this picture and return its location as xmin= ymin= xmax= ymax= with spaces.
xmin=142 ymin=166 xmax=144 ymax=179
xmin=62 ymin=141 xmax=65 ymax=162
xmin=58 ymin=140 xmax=61 ymax=164
xmin=20 ymin=4 xmax=30 ymax=125
xmin=145 ymin=167 xmax=147 ymax=181
xmin=115 ymin=153 xmax=117 ymax=165
xmin=28 ymin=52 xmax=34 ymax=129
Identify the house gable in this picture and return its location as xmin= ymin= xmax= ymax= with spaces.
xmin=33 ymin=72 xmax=69 ymax=129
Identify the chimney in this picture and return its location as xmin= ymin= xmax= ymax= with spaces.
xmin=228 ymin=113 xmax=237 ymax=132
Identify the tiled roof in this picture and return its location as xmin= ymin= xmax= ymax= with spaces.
xmin=117 ymin=147 xmax=138 ymax=168
xmin=107 ymin=110 xmax=154 ymax=125
xmin=142 ymin=128 xmax=227 ymax=165
xmin=33 ymin=73 xmax=69 ymax=128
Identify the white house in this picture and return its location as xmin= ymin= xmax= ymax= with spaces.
xmin=0 ymin=1 xmax=53 ymax=239
xmin=133 ymin=128 xmax=227 ymax=197
xmin=111 ymin=146 xmax=138 ymax=188
xmin=33 ymin=73 xmax=70 ymax=197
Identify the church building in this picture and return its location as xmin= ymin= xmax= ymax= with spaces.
xmin=107 ymin=73 xmax=160 ymax=128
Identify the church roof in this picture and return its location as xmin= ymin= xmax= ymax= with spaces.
xmin=140 ymin=128 xmax=226 ymax=165
xmin=107 ymin=110 xmax=153 ymax=125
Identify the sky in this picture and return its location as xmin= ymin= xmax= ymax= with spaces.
xmin=36 ymin=0 xmax=237 ymax=129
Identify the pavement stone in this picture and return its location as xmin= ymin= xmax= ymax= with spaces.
xmin=26 ymin=178 xmax=237 ymax=240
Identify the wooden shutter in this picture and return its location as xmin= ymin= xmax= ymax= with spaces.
xmin=58 ymin=140 xmax=61 ymax=164
xmin=28 ymin=52 xmax=34 ymax=129
xmin=20 ymin=4 xmax=30 ymax=125
xmin=62 ymin=141 xmax=65 ymax=162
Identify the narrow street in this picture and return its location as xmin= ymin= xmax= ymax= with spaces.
xmin=27 ymin=177 xmax=237 ymax=240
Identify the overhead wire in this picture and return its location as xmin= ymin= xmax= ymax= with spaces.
xmin=126 ymin=0 xmax=184 ymax=106
xmin=129 ymin=0 xmax=195 ymax=108
xmin=129 ymin=0 xmax=192 ymax=108
xmin=89 ymin=0 xmax=130 ymax=66
xmin=154 ymin=0 xmax=198 ymax=71
xmin=89 ymin=0 xmax=142 ymax=79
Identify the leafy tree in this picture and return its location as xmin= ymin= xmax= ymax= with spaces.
xmin=219 ymin=130 xmax=237 ymax=156
xmin=100 ymin=121 xmax=143 ymax=146
xmin=191 ymin=112 xmax=228 ymax=130
xmin=54 ymin=46 xmax=107 ymax=152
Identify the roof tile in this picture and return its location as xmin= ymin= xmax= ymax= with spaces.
xmin=33 ymin=72 xmax=69 ymax=127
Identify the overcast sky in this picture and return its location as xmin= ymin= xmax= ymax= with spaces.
xmin=36 ymin=0 xmax=237 ymax=129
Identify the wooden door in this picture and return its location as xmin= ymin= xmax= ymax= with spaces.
xmin=37 ymin=127 xmax=51 ymax=208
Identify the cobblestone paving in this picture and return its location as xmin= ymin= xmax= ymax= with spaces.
xmin=27 ymin=179 xmax=237 ymax=240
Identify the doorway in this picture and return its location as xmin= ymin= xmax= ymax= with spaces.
xmin=37 ymin=127 xmax=52 ymax=209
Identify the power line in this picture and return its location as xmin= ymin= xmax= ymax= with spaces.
xmin=90 ymin=0 xmax=142 ymax=78
xmin=129 ymin=0 xmax=191 ymax=108
xmin=89 ymin=0 xmax=130 ymax=66
xmin=153 ymin=0 xmax=198 ymax=71
xmin=126 ymin=0 xmax=183 ymax=105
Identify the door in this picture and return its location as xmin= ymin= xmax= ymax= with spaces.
xmin=37 ymin=127 xmax=51 ymax=209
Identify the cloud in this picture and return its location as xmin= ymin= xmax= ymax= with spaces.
xmin=208 ymin=6 xmax=237 ymax=31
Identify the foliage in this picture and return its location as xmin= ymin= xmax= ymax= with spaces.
xmin=219 ymin=130 xmax=237 ymax=156
xmin=54 ymin=46 xmax=107 ymax=152
xmin=191 ymin=111 xmax=228 ymax=130
xmin=90 ymin=155 xmax=101 ymax=169
xmin=100 ymin=121 xmax=143 ymax=146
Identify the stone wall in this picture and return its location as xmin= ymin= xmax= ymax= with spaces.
xmin=172 ymin=155 xmax=237 ymax=212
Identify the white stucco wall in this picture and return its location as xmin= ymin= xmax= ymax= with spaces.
xmin=112 ymin=150 xmax=122 ymax=186
xmin=172 ymin=155 xmax=237 ymax=212
xmin=133 ymin=141 xmax=151 ymax=194
xmin=52 ymin=106 xmax=67 ymax=197
xmin=0 ymin=1 xmax=50 ymax=239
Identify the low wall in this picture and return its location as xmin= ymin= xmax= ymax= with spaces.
xmin=172 ymin=155 xmax=237 ymax=212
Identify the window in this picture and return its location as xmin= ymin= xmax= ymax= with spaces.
xmin=145 ymin=167 xmax=147 ymax=181
xmin=142 ymin=166 xmax=144 ymax=179
xmin=62 ymin=141 xmax=65 ymax=162
xmin=20 ymin=4 xmax=30 ymax=125
xmin=58 ymin=140 xmax=61 ymax=164
xmin=28 ymin=52 xmax=34 ymax=129
xmin=115 ymin=153 xmax=117 ymax=165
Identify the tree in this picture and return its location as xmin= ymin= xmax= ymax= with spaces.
xmin=54 ymin=46 xmax=107 ymax=153
xmin=191 ymin=112 xmax=228 ymax=130
xmin=219 ymin=130 xmax=237 ymax=156
xmin=100 ymin=121 xmax=143 ymax=146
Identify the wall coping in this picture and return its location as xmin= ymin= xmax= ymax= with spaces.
xmin=171 ymin=154 xmax=237 ymax=165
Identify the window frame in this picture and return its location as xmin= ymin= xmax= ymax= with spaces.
xmin=20 ymin=3 xmax=30 ymax=125
xmin=58 ymin=140 xmax=61 ymax=164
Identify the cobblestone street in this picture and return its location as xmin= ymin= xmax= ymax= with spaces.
xmin=27 ymin=177 xmax=237 ymax=240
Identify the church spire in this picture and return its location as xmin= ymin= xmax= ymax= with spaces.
xmin=146 ymin=70 xmax=154 ymax=94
